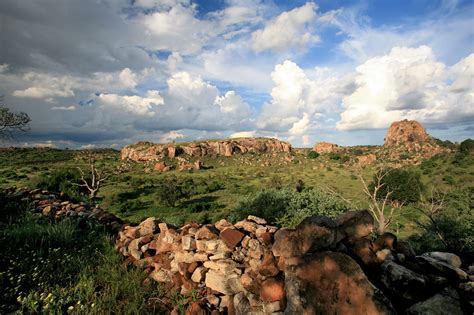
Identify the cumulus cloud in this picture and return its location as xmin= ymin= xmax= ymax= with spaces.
xmin=230 ymin=130 xmax=257 ymax=138
xmin=337 ymin=46 xmax=474 ymax=130
xmin=95 ymin=90 xmax=164 ymax=116
xmin=119 ymin=68 xmax=138 ymax=89
xmin=138 ymin=3 xmax=213 ymax=55
xmin=257 ymin=60 xmax=346 ymax=132
xmin=251 ymin=2 xmax=319 ymax=52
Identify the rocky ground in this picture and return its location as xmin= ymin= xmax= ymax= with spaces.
xmin=8 ymin=188 xmax=473 ymax=315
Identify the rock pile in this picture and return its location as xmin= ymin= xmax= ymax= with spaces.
xmin=6 ymin=188 xmax=124 ymax=233
xmin=116 ymin=210 xmax=473 ymax=314
xmin=6 ymin=188 xmax=472 ymax=314
xmin=121 ymin=138 xmax=292 ymax=162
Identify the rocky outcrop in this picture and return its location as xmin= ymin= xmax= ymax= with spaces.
xmin=383 ymin=120 xmax=448 ymax=159
xmin=313 ymin=141 xmax=340 ymax=154
xmin=384 ymin=120 xmax=430 ymax=147
xmin=121 ymin=138 xmax=292 ymax=162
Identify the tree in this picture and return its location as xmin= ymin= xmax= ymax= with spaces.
xmin=0 ymin=97 xmax=31 ymax=140
xmin=359 ymin=169 xmax=396 ymax=234
xmin=75 ymin=154 xmax=128 ymax=202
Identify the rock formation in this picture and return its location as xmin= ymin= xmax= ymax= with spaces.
xmin=121 ymin=138 xmax=292 ymax=162
xmin=313 ymin=141 xmax=340 ymax=154
xmin=383 ymin=120 xmax=450 ymax=160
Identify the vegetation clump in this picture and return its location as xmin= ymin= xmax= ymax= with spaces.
xmin=232 ymin=187 xmax=348 ymax=227
xmin=307 ymin=151 xmax=319 ymax=159
xmin=370 ymin=168 xmax=424 ymax=204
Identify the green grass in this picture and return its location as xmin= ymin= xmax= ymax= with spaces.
xmin=1 ymin=147 xmax=472 ymax=240
xmin=0 ymin=202 xmax=164 ymax=314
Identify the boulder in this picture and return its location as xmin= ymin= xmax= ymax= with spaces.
xmin=380 ymin=260 xmax=428 ymax=303
xmin=406 ymin=287 xmax=463 ymax=315
xmin=336 ymin=210 xmax=374 ymax=241
xmin=422 ymin=252 xmax=462 ymax=269
xmin=138 ymin=217 xmax=160 ymax=236
xmin=260 ymin=278 xmax=285 ymax=302
xmin=313 ymin=141 xmax=339 ymax=154
xmin=416 ymin=255 xmax=468 ymax=282
xmin=272 ymin=216 xmax=336 ymax=258
xmin=283 ymin=251 xmax=396 ymax=314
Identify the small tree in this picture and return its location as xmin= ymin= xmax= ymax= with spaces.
xmin=0 ymin=98 xmax=31 ymax=140
xmin=359 ymin=169 xmax=396 ymax=234
xmin=75 ymin=154 xmax=128 ymax=202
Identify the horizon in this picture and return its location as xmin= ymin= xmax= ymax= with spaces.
xmin=1 ymin=0 xmax=473 ymax=149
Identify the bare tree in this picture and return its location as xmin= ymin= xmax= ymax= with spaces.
xmin=415 ymin=190 xmax=449 ymax=249
xmin=75 ymin=154 xmax=128 ymax=202
xmin=0 ymin=97 xmax=31 ymax=140
xmin=359 ymin=168 xmax=396 ymax=234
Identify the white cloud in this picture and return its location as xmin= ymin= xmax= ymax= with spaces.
xmin=337 ymin=46 xmax=474 ymax=130
xmin=95 ymin=90 xmax=164 ymax=116
xmin=159 ymin=130 xmax=185 ymax=143
xmin=0 ymin=64 xmax=9 ymax=73
xmin=230 ymin=130 xmax=257 ymax=138
xmin=51 ymin=105 xmax=76 ymax=111
xmin=119 ymin=68 xmax=138 ymax=88
xmin=257 ymin=60 xmax=344 ymax=132
xmin=138 ymin=3 xmax=212 ymax=55
xmin=251 ymin=2 xmax=319 ymax=52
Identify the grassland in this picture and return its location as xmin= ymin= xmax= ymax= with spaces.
xmin=1 ymin=146 xmax=472 ymax=236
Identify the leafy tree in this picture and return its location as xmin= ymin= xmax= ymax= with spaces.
xmin=0 ymin=99 xmax=31 ymax=140
xmin=460 ymin=138 xmax=474 ymax=154
xmin=156 ymin=176 xmax=194 ymax=207
xmin=370 ymin=167 xmax=423 ymax=204
xmin=307 ymin=151 xmax=319 ymax=159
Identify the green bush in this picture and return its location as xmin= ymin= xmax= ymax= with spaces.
xmin=370 ymin=168 xmax=423 ymax=204
xmin=340 ymin=155 xmax=350 ymax=163
xmin=32 ymin=169 xmax=85 ymax=199
xmin=156 ymin=176 xmax=193 ymax=207
xmin=399 ymin=153 xmax=411 ymax=160
xmin=307 ymin=151 xmax=319 ymax=159
xmin=410 ymin=188 xmax=473 ymax=259
xmin=459 ymin=138 xmax=474 ymax=154
xmin=232 ymin=187 xmax=347 ymax=227
xmin=327 ymin=152 xmax=341 ymax=160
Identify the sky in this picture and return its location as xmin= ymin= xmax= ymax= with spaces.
xmin=0 ymin=0 xmax=473 ymax=149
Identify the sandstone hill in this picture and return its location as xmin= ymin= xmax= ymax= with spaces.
xmin=383 ymin=119 xmax=449 ymax=159
xmin=12 ymin=188 xmax=472 ymax=315
xmin=121 ymin=138 xmax=292 ymax=162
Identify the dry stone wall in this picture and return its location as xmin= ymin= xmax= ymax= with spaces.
xmin=7 ymin=188 xmax=473 ymax=314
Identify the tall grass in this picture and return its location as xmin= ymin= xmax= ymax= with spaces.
xmin=0 ymin=206 xmax=164 ymax=314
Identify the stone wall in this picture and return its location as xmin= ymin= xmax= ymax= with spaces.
xmin=7 ymin=189 xmax=473 ymax=314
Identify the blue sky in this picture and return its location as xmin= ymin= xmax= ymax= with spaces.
xmin=0 ymin=0 xmax=472 ymax=148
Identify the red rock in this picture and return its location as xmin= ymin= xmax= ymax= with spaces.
xmin=260 ymin=278 xmax=285 ymax=302
xmin=313 ymin=141 xmax=339 ymax=154
xmin=272 ymin=216 xmax=336 ymax=258
xmin=186 ymin=301 xmax=206 ymax=315
xmin=220 ymin=228 xmax=245 ymax=249
xmin=285 ymin=251 xmax=396 ymax=314
xmin=195 ymin=225 xmax=219 ymax=240
xmin=336 ymin=210 xmax=374 ymax=241
xmin=259 ymin=251 xmax=279 ymax=277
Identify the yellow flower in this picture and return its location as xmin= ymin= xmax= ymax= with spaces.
xmin=68 ymin=306 xmax=74 ymax=310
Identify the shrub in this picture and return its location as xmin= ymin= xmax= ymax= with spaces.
xmin=370 ymin=168 xmax=423 ymax=204
xmin=327 ymin=152 xmax=341 ymax=160
xmin=340 ymin=155 xmax=350 ymax=163
xmin=410 ymin=188 xmax=474 ymax=259
xmin=399 ymin=153 xmax=411 ymax=160
xmin=32 ymin=169 xmax=85 ymax=199
xmin=307 ymin=151 xmax=319 ymax=159
xmin=459 ymin=138 xmax=474 ymax=154
xmin=232 ymin=187 xmax=347 ymax=227
xmin=156 ymin=176 xmax=193 ymax=207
